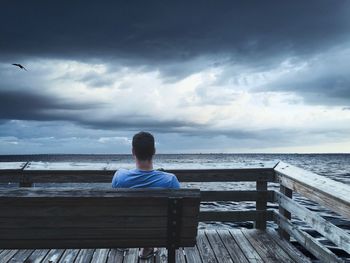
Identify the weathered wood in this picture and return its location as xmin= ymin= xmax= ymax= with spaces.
xmin=18 ymin=161 xmax=276 ymax=183
xmin=58 ymin=249 xmax=79 ymax=263
xmin=75 ymin=249 xmax=95 ymax=263
xmin=0 ymin=187 xmax=200 ymax=198
xmin=8 ymin=249 xmax=34 ymax=262
xmin=155 ymin=247 xmax=168 ymax=263
xmin=0 ymin=250 xmax=19 ymax=262
xmin=123 ymin=248 xmax=138 ymax=263
xmin=275 ymin=161 xmax=350 ymax=219
xmin=242 ymin=229 xmax=294 ymax=263
xmin=0 ymin=216 xmax=191 ymax=229
xmin=196 ymin=231 xmax=217 ymax=263
xmin=278 ymin=185 xmax=292 ymax=240
xmin=205 ymin=230 xmax=233 ymax=263
xmin=0 ymin=188 xmax=200 ymax=250
xmin=42 ymin=249 xmax=65 ymax=263
xmin=106 ymin=249 xmax=124 ymax=263
xmin=183 ymin=245 xmax=202 ymax=263
xmin=199 ymin=210 xmax=273 ymax=222
xmin=216 ymin=230 xmax=249 ymax=263
xmin=0 ymin=238 xmax=196 ymax=249
xmin=201 ymin=190 xmax=274 ymax=202
xmin=176 ymin=248 xmax=186 ymax=263
xmin=229 ymin=229 xmax=264 ymax=263
xmin=274 ymin=190 xmax=350 ymax=254
xmin=266 ymin=228 xmax=312 ymax=263
xmin=91 ymin=248 xmax=109 ymax=263
xmin=0 ymin=227 xmax=197 ymax=240
xmin=254 ymin=181 xmax=267 ymax=229
xmin=25 ymin=249 xmax=50 ymax=263
xmin=273 ymin=211 xmax=344 ymax=263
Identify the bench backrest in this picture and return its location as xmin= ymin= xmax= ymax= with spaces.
xmin=0 ymin=188 xmax=200 ymax=249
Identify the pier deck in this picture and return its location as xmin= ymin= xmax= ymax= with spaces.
xmin=0 ymin=228 xmax=309 ymax=263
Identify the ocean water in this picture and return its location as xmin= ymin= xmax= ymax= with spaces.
xmin=1 ymin=153 xmax=350 ymax=256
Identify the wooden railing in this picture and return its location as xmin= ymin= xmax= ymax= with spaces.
xmin=0 ymin=161 xmax=350 ymax=262
xmin=274 ymin=162 xmax=350 ymax=263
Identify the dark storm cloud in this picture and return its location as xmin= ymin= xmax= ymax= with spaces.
xmin=0 ymin=90 xmax=199 ymax=131
xmin=0 ymin=90 xmax=96 ymax=121
xmin=1 ymin=0 xmax=349 ymax=67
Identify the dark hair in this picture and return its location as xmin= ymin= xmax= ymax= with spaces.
xmin=132 ymin=131 xmax=155 ymax=161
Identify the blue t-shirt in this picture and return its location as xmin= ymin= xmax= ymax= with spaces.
xmin=112 ymin=168 xmax=180 ymax=189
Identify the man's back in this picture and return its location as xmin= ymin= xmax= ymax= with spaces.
xmin=112 ymin=168 xmax=180 ymax=189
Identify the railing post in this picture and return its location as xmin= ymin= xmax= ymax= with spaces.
xmin=278 ymin=185 xmax=292 ymax=240
xmin=255 ymin=180 xmax=267 ymax=229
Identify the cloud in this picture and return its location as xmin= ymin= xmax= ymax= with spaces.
xmin=1 ymin=1 xmax=350 ymax=76
xmin=1 ymin=1 xmax=350 ymax=153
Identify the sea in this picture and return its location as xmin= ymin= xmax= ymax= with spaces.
xmin=1 ymin=153 xmax=349 ymax=256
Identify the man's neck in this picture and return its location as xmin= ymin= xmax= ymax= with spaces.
xmin=136 ymin=160 xmax=153 ymax=171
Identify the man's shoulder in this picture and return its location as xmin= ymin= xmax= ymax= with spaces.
xmin=154 ymin=169 xmax=176 ymax=178
xmin=154 ymin=170 xmax=180 ymax=188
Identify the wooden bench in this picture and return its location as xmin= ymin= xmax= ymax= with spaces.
xmin=0 ymin=187 xmax=201 ymax=263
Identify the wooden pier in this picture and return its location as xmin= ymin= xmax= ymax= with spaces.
xmin=0 ymin=229 xmax=310 ymax=263
xmin=0 ymin=161 xmax=349 ymax=262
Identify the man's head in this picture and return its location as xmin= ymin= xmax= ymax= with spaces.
xmin=132 ymin=131 xmax=155 ymax=161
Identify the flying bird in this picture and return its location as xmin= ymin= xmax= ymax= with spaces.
xmin=12 ymin=63 xmax=27 ymax=71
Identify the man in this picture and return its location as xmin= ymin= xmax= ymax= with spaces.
xmin=112 ymin=131 xmax=180 ymax=259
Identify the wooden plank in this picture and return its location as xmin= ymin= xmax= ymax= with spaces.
xmin=275 ymin=161 xmax=350 ymax=219
xmin=155 ymin=247 xmax=168 ymax=263
xmin=6 ymin=249 xmax=33 ymax=262
xmin=278 ymin=185 xmax=292 ymax=240
xmin=242 ymin=229 xmax=294 ymax=263
xmin=273 ymin=211 xmax=344 ymax=263
xmin=175 ymin=248 xmax=186 ymax=263
xmin=58 ymin=249 xmax=80 ymax=263
xmin=20 ymin=161 xmax=275 ymax=183
xmin=75 ymin=249 xmax=95 ymax=263
xmin=42 ymin=249 xmax=65 ymax=263
xmin=0 ymin=227 xmax=197 ymax=240
xmin=123 ymin=248 xmax=138 ymax=263
xmin=0 ymin=250 xmax=18 ymax=263
xmin=229 ymin=229 xmax=264 ymax=263
xmin=107 ymin=249 xmax=124 ymax=263
xmin=183 ymin=245 xmax=202 ymax=263
xmin=254 ymin=181 xmax=267 ymax=229
xmin=275 ymin=190 xmax=350 ymax=254
xmin=0 ymin=204 xmax=197 ymax=218
xmin=23 ymin=249 xmax=50 ymax=263
xmin=196 ymin=231 xmax=217 ymax=263
xmin=216 ymin=229 xmax=249 ymax=263
xmin=91 ymin=249 xmax=109 ymax=263
xmin=0 ymin=238 xmax=196 ymax=249
xmin=0 ymin=187 xmax=200 ymax=198
xmin=199 ymin=210 xmax=273 ymax=222
xmin=0 ymin=216 xmax=193 ymax=229
xmin=205 ymin=230 xmax=233 ymax=263
xmin=201 ymin=190 xmax=274 ymax=202
xmin=266 ymin=228 xmax=312 ymax=263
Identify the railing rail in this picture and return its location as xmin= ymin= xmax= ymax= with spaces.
xmin=274 ymin=161 xmax=350 ymax=263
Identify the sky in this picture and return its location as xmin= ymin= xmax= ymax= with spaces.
xmin=1 ymin=1 xmax=350 ymax=154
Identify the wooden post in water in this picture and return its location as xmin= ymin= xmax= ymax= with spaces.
xmin=278 ymin=185 xmax=292 ymax=240
xmin=255 ymin=180 xmax=267 ymax=229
